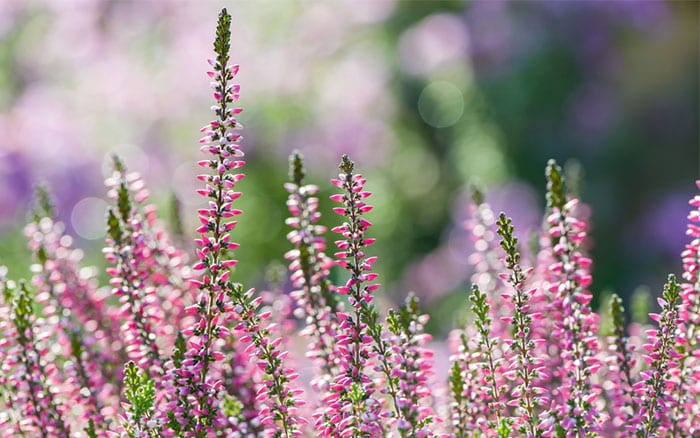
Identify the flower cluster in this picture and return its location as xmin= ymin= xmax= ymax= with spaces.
xmin=542 ymin=160 xmax=603 ymax=434
xmin=284 ymin=151 xmax=341 ymax=392
xmin=317 ymin=155 xmax=386 ymax=437
xmin=386 ymin=294 xmax=437 ymax=436
xmin=0 ymin=8 xmax=698 ymax=438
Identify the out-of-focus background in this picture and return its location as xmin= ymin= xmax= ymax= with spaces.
xmin=0 ymin=0 xmax=697 ymax=334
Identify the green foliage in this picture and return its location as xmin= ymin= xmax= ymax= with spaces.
xmin=469 ymin=182 xmax=485 ymax=206
xmin=172 ymin=332 xmax=186 ymax=368
xmin=85 ymin=419 xmax=98 ymax=438
xmin=496 ymin=213 xmax=520 ymax=268
xmin=546 ymin=159 xmax=565 ymax=211
xmin=11 ymin=281 xmax=32 ymax=344
xmin=112 ymin=154 xmax=126 ymax=173
xmin=222 ymin=394 xmax=244 ymax=419
xmin=610 ymin=294 xmax=626 ymax=338
xmin=169 ymin=192 xmax=185 ymax=242
xmin=339 ymin=154 xmax=354 ymax=175
xmin=117 ymin=182 xmax=131 ymax=223
xmin=31 ymin=184 xmax=55 ymax=223
xmin=214 ymin=8 xmax=231 ymax=68
xmin=469 ymin=284 xmax=490 ymax=334
xmin=387 ymin=292 xmax=419 ymax=336
xmin=497 ymin=417 xmax=511 ymax=438
xmin=289 ymin=150 xmax=305 ymax=186
xmin=122 ymin=361 xmax=156 ymax=434
xmin=348 ymin=382 xmax=365 ymax=405
xmin=661 ymin=274 xmax=681 ymax=308
xmin=107 ymin=209 xmax=122 ymax=245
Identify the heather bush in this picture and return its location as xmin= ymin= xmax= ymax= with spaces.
xmin=0 ymin=9 xmax=698 ymax=438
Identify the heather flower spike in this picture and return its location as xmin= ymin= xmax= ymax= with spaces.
xmin=285 ymin=151 xmax=341 ymax=391
xmin=325 ymin=154 xmax=386 ymax=436
xmin=386 ymin=293 xmax=437 ymax=437
xmin=544 ymin=160 xmax=603 ymax=436
xmin=168 ymin=9 xmax=303 ymax=436
xmin=448 ymin=356 xmax=469 ymax=438
xmin=2 ymin=8 xmax=700 ymax=438
xmin=104 ymin=156 xmax=162 ymax=375
xmin=27 ymin=188 xmax=114 ymax=435
xmin=636 ymin=275 xmax=682 ymax=437
xmin=545 ymin=159 xmax=565 ymax=212
xmin=468 ymin=284 xmax=509 ymax=436
xmin=671 ymin=179 xmax=700 ymax=435
xmin=607 ymin=294 xmax=638 ymax=435
xmin=120 ymin=361 xmax=159 ymax=437
xmin=6 ymin=281 xmax=71 ymax=436
xmin=496 ymin=213 xmax=544 ymax=437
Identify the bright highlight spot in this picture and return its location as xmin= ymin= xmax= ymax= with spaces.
xmin=71 ymin=197 xmax=108 ymax=240
xmin=418 ymin=81 xmax=464 ymax=128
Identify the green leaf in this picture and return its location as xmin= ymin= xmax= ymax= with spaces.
xmin=545 ymin=159 xmax=565 ymax=211
xmin=123 ymin=361 xmax=155 ymax=426
xmin=85 ymin=419 xmax=98 ymax=438
xmin=107 ymin=208 xmax=122 ymax=244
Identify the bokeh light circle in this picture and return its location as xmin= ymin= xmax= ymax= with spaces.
xmin=417 ymin=81 xmax=464 ymax=128
xmin=71 ymin=197 xmax=108 ymax=240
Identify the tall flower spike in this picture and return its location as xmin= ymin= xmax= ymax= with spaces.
xmin=26 ymin=188 xmax=114 ymax=435
xmin=104 ymin=157 xmax=162 ymax=376
xmin=322 ymin=154 xmax=386 ymax=437
xmin=670 ymin=179 xmax=700 ymax=435
xmin=447 ymin=324 xmax=487 ymax=436
xmin=634 ymin=275 xmax=682 ymax=437
xmin=606 ymin=294 xmax=638 ymax=436
xmin=465 ymin=186 xmax=512 ymax=343
xmin=386 ymin=293 xmax=437 ymax=437
xmin=284 ymin=151 xmax=342 ymax=392
xmin=468 ymin=284 xmax=509 ymax=436
xmin=496 ymin=213 xmax=545 ymax=437
xmin=107 ymin=157 xmax=192 ymax=347
xmin=543 ymin=160 xmax=603 ymax=436
xmin=168 ymin=9 xmax=303 ymax=436
xmin=4 ymin=281 xmax=71 ymax=436
xmin=119 ymin=361 xmax=160 ymax=437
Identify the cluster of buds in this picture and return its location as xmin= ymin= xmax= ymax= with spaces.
xmin=104 ymin=157 xmax=163 ymax=376
xmin=165 ymin=8 xmax=246 ymax=432
xmin=543 ymin=160 xmax=603 ymax=435
xmin=284 ymin=151 xmax=341 ymax=392
xmin=496 ymin=213 xmax=546 ymax=436
xmin=320 ymin=154 xmax=385 ymax=437
xmin=386 ymin=294 xmax=436 ymax=437
xmin=1 ymin=280 xmax=71 ymax=436
xmin=605 ymin=294 xmax=638 ymax=436
xmin=671 ymin=180 xmax=700 ymax=434
xmin=634 ymin=275 xmax=682 ymax=436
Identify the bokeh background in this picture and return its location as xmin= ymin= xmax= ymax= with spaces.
xmin=0 ymin=0 xmax=697 ymax=334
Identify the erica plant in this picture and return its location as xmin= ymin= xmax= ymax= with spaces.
xmin=0 ymin=7 xmax=698 ymax=438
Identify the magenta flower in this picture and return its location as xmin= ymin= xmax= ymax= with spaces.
xmin=634 ymin=275 xmax=682 ymax=437
xmin=1 ymin=280 xmax=71 ymax=436
xmin=284 ymin=151 xmax=342 ymax=392
xmin=469 ymin=282 xmax=511 ymax=435
xmin=448 ymin=324 xmax=491 ymax=436
xmin=318 ymin=154 xmax=385 ymax=437
xmin=166 ymin=10 xmax=304 ymax=436
xmin=104 ymin=159 xmax=163 ymax=376
xmin=604 ymin=294 xmax=638 ymax=437
xmin=465 ymin=188 xmax=512 ymax=343
xmin=24 ymin=199 xmax=115 ymax=435
xmin=668 ymin=179 xmax=700 ymax=435
xmin=387 ymin=294 xmax=437 ymax=437
xmin=496 ymin=212 xmax=546 ymax=436
xmin=542 ymin=160 xmax=603 ymax=435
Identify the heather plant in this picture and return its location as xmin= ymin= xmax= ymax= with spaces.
xmin=0 ymin=8 xmax=699 ymax=438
